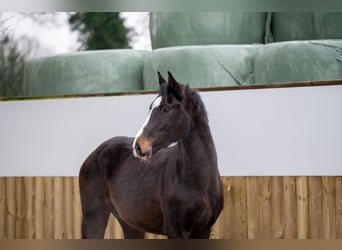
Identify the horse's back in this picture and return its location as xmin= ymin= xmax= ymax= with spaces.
xmin=80 ymin=136 xmax=133 ymax=174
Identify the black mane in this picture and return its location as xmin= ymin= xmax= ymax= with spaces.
xmin=184 ymin=85 xmax=208 ymax=123
xmin=159 ymin=83 xmax=208 ymax=123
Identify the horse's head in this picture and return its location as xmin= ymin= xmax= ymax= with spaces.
xmin=132 ymin=72 xmax=206 ymax=160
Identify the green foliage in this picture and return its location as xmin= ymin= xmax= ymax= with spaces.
xmin=68 ymin=12 xmax=131 ymax=50
xmin=0 ymin=35 xmax=26 ymax=97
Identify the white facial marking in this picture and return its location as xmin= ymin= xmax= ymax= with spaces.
xmin=167 ymin=141 xmax=178 ymax=148
xmin=132 ymin=96 xmax=162 ymax=153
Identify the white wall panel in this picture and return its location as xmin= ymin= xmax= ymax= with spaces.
xmin=1 ymin=85 xmax=342 ymax=176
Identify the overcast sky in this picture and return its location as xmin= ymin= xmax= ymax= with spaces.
xmin=1 ymin=12 xmax=151 ymax=58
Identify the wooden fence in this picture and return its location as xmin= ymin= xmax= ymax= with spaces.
xmin=0 ymin=176 xmax=341 ymax=239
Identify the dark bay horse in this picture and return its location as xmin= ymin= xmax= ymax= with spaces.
xmin=79 ymin=72 xmax=223 ymax=239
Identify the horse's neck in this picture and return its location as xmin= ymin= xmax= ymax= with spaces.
xmin=177 ymin=123 xmax=218 ymax=187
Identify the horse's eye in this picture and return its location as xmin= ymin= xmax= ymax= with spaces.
xmin=162 ymin=106 xmax=170 ymax=112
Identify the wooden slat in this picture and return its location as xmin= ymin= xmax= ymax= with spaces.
xmin=247 ymin=177 xmax=259 ymax=239
xmin=54 ymin=177 xmax=64 ymax=239
xmin=23 ymin=177 xmax=33 ymax=239
xmin=296 ymin=176 xmax=310 ymax=239
xmin=0 ymin=178 xmax=7 ymax=238
xmin=272 ymin=176 xmax=284 ymax=239
xmin=34 ymin=177 xmax=44 ymax=239
xmin=259 ymin=176 xmax=272 ymax=239
xmin=64 ymin=177 xmax=73 ymax=239
xmin=15 ymin=178 xmax=26 ymax=238
xmin=235 ymin=177 xmax=247 ymax=239
xmin=6 ymin=178 xmax=16 ymax=239
xmin=44 ymin=177 xmax=54 ymax=239
xmin=308 ymin=176 xmax=323 ymax=238
xmin=73 ymin=177 xmax=82 ymax=239
xmin=322 ymin=176 xmax=336 ymax=239
xmin=283 ymin=176 xmax=297 ymax=238
xmin=222 ymin=177 xmax=235 ymax=238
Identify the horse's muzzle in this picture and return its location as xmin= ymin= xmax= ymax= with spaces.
xmin=133 ymin=136 xmax=152 ymax=160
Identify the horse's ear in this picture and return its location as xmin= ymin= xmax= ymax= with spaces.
xmin=158 ymin=72 xmax=167 ymax=86
xmin=167 ymin=71 xmax=184 ymax=100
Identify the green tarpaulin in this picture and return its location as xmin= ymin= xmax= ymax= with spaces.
xmin=270 ymin=13 xmax=342 ymax=42
xmin=143 ymin=45 xmax=261 ymax=90
xmin=150 ymin=12 xmax=266 ymax=49
xmin=254 ymin=40 xmax=342 ymax=84
xmin=23 ymin=50 xmax=148 ymax=97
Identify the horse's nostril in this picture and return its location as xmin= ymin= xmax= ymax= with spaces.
xmin=135 ymin=143 xmax=142 ymax=156
xmin=133 ymin=138 xmax=152 ymax=160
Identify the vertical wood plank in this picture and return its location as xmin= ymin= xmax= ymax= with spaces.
xmin=322 ymin=176 xmax=336 ymax=239
xmin=247 ymin=177 xmax=259 ymax=239
xmin=308 ymin=176 xmax=323 ymax=238
xmin=0 ymin=178 xmax=7 ymax=239
xmin=73 ymin=177 xmax=82 ymax=239
xmin=296 ymin=176 xmax=310 ymax=239
xmin=54 ymin=177 xmax=64 ymax=239
xmin=272 ymin=176 xmax=284 ymax=239
xmin=235 ymin=177 xmax=247 ymax=239
xmin=34 ymin=177 xmax=44 ymax=239
xmin=259 ymin=176 xmax=272 ymax=239
xmin=223 ymin=177 xmax=236 ymax=238
xmin=335 ymin=177 xmax=342 ymax=239
xmin=15 ymin=177 xmax=26 ymax=238
xmin=64 ymin=177 xmax=73 ymax=239
xmin=283 ymin=176 xmax=297 ymax=238
xmin=24 ymin=177 xmax=34 ymax=239
xmin=44 ymin=177 xmax=54 ymax=239
xmin=6 ymin=178 xmax=16 ymax=239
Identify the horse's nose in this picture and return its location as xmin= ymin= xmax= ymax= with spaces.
xmin=133 ymin=138 xmax=152 ymax=160
xmin=134 ymin=142 xmax=149 ymax=158
xmin=134 ymin=143 xmax=143 ymax=156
